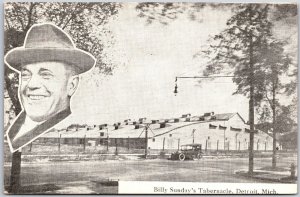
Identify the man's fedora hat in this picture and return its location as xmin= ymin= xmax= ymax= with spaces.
xmin=5 ymin=23 xmax=96 ymax=74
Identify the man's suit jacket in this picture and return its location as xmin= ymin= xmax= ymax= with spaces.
xmin=7 ymin=107 xmax=71 ymax=153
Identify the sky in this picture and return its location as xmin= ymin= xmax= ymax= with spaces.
xmin=58 ymin=3 xmax=296 ymax=127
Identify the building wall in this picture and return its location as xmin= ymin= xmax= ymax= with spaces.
xmin=39 ymin=136 xmax=146 ymax=149
xmin=148 ymin=115 xmax=276 ymax=151
xmin=107 ymin=138 xmax=145 ymax=149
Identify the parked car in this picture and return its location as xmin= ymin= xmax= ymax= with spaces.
xmin=170 ymin=143 xmax=203 ymax=161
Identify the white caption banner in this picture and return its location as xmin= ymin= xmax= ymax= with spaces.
xmin=119 ymin=181 xmax=297 ymax=194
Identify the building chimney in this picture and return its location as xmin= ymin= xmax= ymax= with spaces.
xmin=160 ymin=122 xmax=166 ymax=128
xmin=199 ymin=116 xmax=205 ymax=121
xmin=152 ymin=120 xmax=158 ymax=124
xmin=204 ymin=112 xmax=214 ymax=121
xmin=114 ymin=123 xmax=119 ymax=130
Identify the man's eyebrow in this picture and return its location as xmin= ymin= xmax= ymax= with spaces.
xmin=20 ymin=68 xmax=31 ymax=73
xmin=39 ymin=68 xmax=54 ymax=74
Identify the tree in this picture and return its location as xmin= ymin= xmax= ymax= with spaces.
xmin=136 ymin=2 xmax=203 ymax=25
xmin=254 ymin=39 xmax=293 ymax=168
xmin=4 ymin=2 xmax=121 ymax=116
xmin=257 ymin=104 xmax=296 ymax=135
xmin=201 ymin=4 xmax=272 ymax=174
xmin=136 ymin=2 xmax=230 ymax=25
xmin=199 ymin=4 xmax=295 ymax=173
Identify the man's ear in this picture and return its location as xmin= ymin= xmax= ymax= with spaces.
xmin=67 ymin=75 xmax=79 ymax=97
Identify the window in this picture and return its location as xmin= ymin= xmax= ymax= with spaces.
xmin=100 ymin=132 xmax=104 ymax=137
xmin=152 ymin=138 xmax=155 ymax=142
xmin=208 ymin=136 xmax=210 ymax=140
xmin=209 ymin=124 xmax=217 ymax=129
xmin=169 ymin=134 xmax=172 ymax=137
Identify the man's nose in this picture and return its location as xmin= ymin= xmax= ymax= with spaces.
xmin=26 ymin=75 xmax=42 ymax=89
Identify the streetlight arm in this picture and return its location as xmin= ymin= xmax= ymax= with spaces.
xmin=174 ymin=75 xmax=242 ymax=95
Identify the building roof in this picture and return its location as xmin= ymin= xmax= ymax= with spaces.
xmin=42 ymin=112 xmax=247 ymax=139
xmin=215 ymin=113 xmax=236 ymax=120
xmin=216 ymin=113 xmax=246 ymax=123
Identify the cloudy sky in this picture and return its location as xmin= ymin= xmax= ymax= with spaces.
xmin=59 ymin=3 xmax=296 ymax=127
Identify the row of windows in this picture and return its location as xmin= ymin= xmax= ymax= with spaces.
xmin=151 ymin=136 xmax=267 ymax=142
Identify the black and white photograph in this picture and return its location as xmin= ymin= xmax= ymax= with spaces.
xmin=3 ymin=2 xmax=298 ymax=194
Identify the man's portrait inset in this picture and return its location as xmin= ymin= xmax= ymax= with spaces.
xmin=4 ymin=23 xmax=96 ymax=153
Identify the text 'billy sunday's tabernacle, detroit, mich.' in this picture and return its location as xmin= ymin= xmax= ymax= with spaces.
xmin=154 ymin=187 xmax=278 ymax=194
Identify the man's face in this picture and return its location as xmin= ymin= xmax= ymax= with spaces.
xmin=20 ymin=61 xmax=76 ymax=122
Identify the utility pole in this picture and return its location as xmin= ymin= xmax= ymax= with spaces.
xmin=115 ymin=138 xmax=118 ymax=155
xmin=192 ymin=129 xmax=196 ymax=144
xmin=128 ymin=136 xmax=130 ymax=150
xmin=83 ymin=134 xmax=86 ymax=152
xmin=235 ymin=133 xmax=238 ymax=150
xmin=265 ymin=141 xmax=267 ymax=151
xmin=99 ymin=132 xmax=101 ymax=146
xmin=106 ymin=128 xmax=109 ymax=151
xmin=272 ymin=81 xmax=277 ymax=168
xmin=58 ymin=134 xmax=61 ymax=152
xmin=138 ymin=123 xmax=155 ymax=159
xmin=248 ymin=20 xmax=255 ymax=174
xmin=249 ymin=88 xmax=255 ymax=175
xmin=145 ymin=124 xmax=148 ymax=158
xmin=224 ymin=129 xmax=226 ymax=150
xmin=29 ymin=143 xmax=32 ymax=152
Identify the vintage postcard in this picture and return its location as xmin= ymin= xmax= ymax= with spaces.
xmin=3 ymin=2 xmax=297 ymax=194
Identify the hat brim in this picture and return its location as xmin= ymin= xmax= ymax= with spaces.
xmin=5 ymin=47 xmax=96 ymax=74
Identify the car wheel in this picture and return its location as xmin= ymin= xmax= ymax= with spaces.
xmin=197 ymin=153 xmax=202 ymax=159
xmin=179 ymin=153 xmax=185 ymax=161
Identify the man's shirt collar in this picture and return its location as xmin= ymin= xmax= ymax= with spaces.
xmin=7 ymin=107 xmax=71 ymax=153
xmin=13 ymin=116 xmax=45 ymax=142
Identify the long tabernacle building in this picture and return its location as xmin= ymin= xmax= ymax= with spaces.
xmin=39 ymin=112 xmax=277 ymax=151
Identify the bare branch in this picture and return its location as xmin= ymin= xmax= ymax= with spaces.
xmin=5 ymin=18 xmax=11 ymax=29
xmin=24 ymin=2 xmax=37 ymax=31
xmin=62 ymin=4 xmax=80 ymax=29
xmin=12 ymin=3 xmax=25 ymax=30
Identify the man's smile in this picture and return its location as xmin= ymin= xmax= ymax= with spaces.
xmin=27 ymin=95 xmax=48 ymax=100
xmin=26 ymin=93 xmax=50 ymax=101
